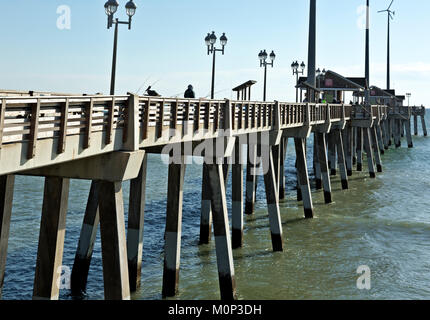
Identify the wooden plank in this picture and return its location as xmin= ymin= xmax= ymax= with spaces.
xmin=84 ymin=98 xmax=94 ymax=149
xmin=57 ymin=98 xmax=69 ymax=154
xmin=27 ymin=99 xmax=41 ymax=159
xmin=105 ymin=97 xmax=115 ymax=145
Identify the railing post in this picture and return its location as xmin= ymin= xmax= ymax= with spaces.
xmin=124 ymin=93 xmax=140 ymax=151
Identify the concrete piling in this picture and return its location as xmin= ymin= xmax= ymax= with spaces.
xmin=98 ymin=181 xmax=130 ymax=300
xmin=371 ymin=126 xmax=383 ymax=173
xmin=127 ymin=153 xmax=148 ymax=292
xmin=363 ymin=128 xmax=376 ymax=178
xmin=262 ymin=146 xmax=284 ymax=252
xmin=327 ymin=132 xmax=337 ymax=176
xmin=33 ymin=177 xmax=69 ymax=300
xmin=356 ymin=128 xmax=363 ymax=171
xmin=231 ymin=140 xmax=243 ymax=249
xmin=71 ymin=181 xmax=100 ymax=296
xmin=279 ymin=138 xmax=287 ymax=200
xmin=334 ymin=130 xmax=349 ymax=190
xmin=405 ymin=118 xmax=413 ymax=148
xmin=421 ymin=114 xmax=428 ymax=136
xmin=245 ymin=144 xmax=259 ymax=215
xmin=206 ymin=163 xmax=237 ymax=301
xmin=162 ymin=158 xmax=186 ymax=297
xmin=294 ymin=138 xmax=314 ymax=218
xmin=199 ymin=165 xmax=212 ymax=244
xmin=0 ymin=175 xmax=14 ymax=299
xmin=313 ymin=133 xmax=322 ymax=190
xmin=316 ymin=132 xmax=332 ymax=203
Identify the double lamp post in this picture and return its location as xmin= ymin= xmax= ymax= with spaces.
xmin=104 ymin=0 xmax=137 ymax=95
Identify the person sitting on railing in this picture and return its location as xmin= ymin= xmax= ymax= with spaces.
xmin=184 ymin=85 xmax=195 ymax=99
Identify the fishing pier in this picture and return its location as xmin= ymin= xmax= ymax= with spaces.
xmin=0 ymin=93 xmax=426 ymax=300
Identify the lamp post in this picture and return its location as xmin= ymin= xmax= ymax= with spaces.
xmin=205 ymin=31 xmax=227 ymax=99
xmin=105 ymin=0 xmax=137 ymax=95
xmin=291 ymin=61 xmax=306 ymax=102
xmin=316 ymin=68 xmax=326 ymax=101
xmin=406 ymin=93 xmax=411 ymax=107
xmin=258 ymin=50 xmax=276 ymax=101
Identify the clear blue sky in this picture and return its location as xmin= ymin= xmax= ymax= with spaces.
xmin=1 ymin=0 xmax=429 ymax=105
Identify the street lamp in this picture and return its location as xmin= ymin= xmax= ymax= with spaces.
xmin=105 ymin=0 xmax=137 ymax=95
xmin=291 ymin=60 xmax=306 ymax=102
xmin=406 ymin=93 xmax=411 ymax=106
xmin=205 ymin=31 xmax=227 ymax=99
xmin=316 ymin=68 xmax=326 ymax=101
xmin=258 ymin=50 xmax=276 ymax=101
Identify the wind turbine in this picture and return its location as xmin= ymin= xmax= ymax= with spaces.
xmin=378 ymin=0 xmax=395 ymax=90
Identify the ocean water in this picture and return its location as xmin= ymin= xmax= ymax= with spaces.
xmin=2 ymin=113 xmax=430 ymax=300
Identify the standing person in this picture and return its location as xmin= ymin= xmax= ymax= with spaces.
xmin=184 ymin=85 xmax=195 ymax=98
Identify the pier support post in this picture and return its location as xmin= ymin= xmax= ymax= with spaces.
xmin=405 ymin=118 xmax=413 ymax=148
xmin=315 ymin=132 xmax=332 ymax=203
xmin=371 ymin=126 xmax=383 ymax=173
xmin=279 ymin=137 xmax=287 ymax=200
xmin=394 ymin=119 xmax=401 ymax=148
xmin=363 ymin=128 xmax=376 ymax=178
xmin=127 ymin=153 xmax=148 ymax=292
xmin=231 ymin=140 xmax=243 ymax=249
xmin=327 ymin=132 xmax=337 ymax=176
xmin=313 ymin=133 xmax=322 ymax=190
xmin=98 ymin=181 xmax=130 ymax=300
xmin=206 ymin=163 xmax=237 ymax=301
xmin=388 ymin=118 xmax=393 ymax=146
xmin=356 ymin=128 xmax=363 ymax=171
xmin=199 ymin=165 xmax=212 ymax=244
xmin=414 ymin=115 xmax=418 ymax=136
xmin=0 ymin=175 xmax=14 ymax=299
xmin=421 ymin=115 xmax=428 ymax=137
xmin=262 ymin=146 xmax=283 ymax=252
xmin=162 ymin=158 xmax=186 ymax=297
xmin=343 ymin=125 xmax=353 ymax=176
xmin=33 ymin=177 xmax=69 ymax=300
xmin=245 ymin=144 xmax=259 ymax=215
xmin=294 ymin=138 xmax=314 ymax=218
xmin=376 ymin=124 xmax=385 ymax=155
xmin=334 ymin=130 xmax=349 ymax=190
xmin=71 ymin=181 xmax=100 ymax=296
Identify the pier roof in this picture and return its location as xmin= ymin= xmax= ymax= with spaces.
xmin=232 ymin=80 xmax=257 ymax=92
xmin=297 ymin=71 xmax=365 ymax=92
